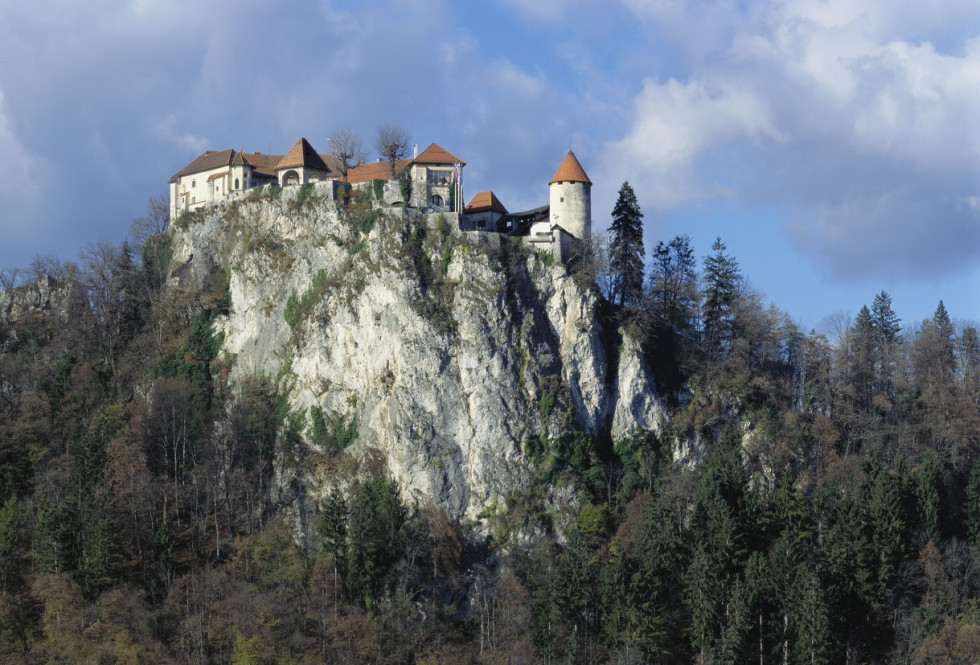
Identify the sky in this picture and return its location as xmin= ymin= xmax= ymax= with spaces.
xmin=0 ymin=0 xmax=977 ymax=332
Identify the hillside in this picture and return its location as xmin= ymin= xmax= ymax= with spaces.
xmin=0 ymin=186 xmax=979 ymax=663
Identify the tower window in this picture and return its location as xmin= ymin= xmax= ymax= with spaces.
xmin=560 ymin=197 xmax=565 ymax=202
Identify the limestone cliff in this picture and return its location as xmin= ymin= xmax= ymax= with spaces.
xmin=168 ymin=184 xmax=666 ymax=519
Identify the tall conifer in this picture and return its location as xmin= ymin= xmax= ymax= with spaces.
xmin=609 ymin=182 xmax=645 ymax=309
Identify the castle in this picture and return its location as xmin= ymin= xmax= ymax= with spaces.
xmin=169 ymin=138 xmax=591 ymax=263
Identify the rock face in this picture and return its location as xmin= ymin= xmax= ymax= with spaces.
xmin=0 ymin=275 xmax=83 ymax=325
xmin=168 ymin=185 xmax=666 ymax=519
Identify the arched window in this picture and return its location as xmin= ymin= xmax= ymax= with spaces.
xmin=235 ymin=178 xmax=240 ymax=189
xmin=430 ymin=195 xmax=443 ymax=207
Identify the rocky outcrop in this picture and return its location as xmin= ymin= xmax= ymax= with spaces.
xmin=0 ymin=275 xmax=83 ymax=324
xmin=168 ymin=185 xmax=666 ymax=519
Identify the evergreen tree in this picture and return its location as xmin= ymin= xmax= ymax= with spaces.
xmin=870 ymin=291 xmax=901 ymax=398
xmin=701 ymin=237 xmax=741 ymax=355
xmin=966 ymin=463 xmax=980 ymax=548
xmin=849 ymin=304 xmax=876 ymax=411
xmin=870 ymin=291 xmax=901 ymax=346
xmin=346 ymin=476 xmax=406 ymax=607
xmin=608 ymin=182 xmax=645 ymax=309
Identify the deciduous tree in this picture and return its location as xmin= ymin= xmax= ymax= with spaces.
xmin=330 ymin=127 xmax=365 ymax=182
xmin=374 ymin=122 xmax=408 ymax=179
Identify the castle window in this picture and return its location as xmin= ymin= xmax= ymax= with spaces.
xmin=560 ymin=197 xmax=565 ymax=202
xmin=427 ymin=169 xmax=452 ymax=186
xmin=191 ymin=180 xmax=196 ymax=187
xmin=235 ymin=178 xmax=240 ymax=189
xmin=430 ymin=195 xmax=443 ymax=207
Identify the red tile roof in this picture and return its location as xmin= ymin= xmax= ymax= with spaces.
xmin=346 ymin=158 xmax=412 ymax=183
xmin=414 ymin=142 xmax=465 ymax=166
xmin=238 ymin=151 xmax=283 ymax=178
xmin=276 ymin=137 xmax=330 ymax=171
xmin=172 ymin=139 xmax=463 ymax=185
xmin=549 ymin=150 xmax=591 ymax=185
xmin=465 ymin=190 xmax=507 ymax=214
xmin=170 ymin=149 xmax=236 ymax=182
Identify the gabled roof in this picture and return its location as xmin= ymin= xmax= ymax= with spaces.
xmin=549 ymin=150 xmax=591 ymax=185
xmin=346 ymin=158 xmax=413 ymax=184
xmin=276 ymin=137 xmax=330 ymax=171
xmin=465 ymin=190 xmax=507 ymax=214
xmin=318 ymin=153 xmax=343 ymax=174
xmin=414 ymin=142 xmax=465 ymax=166
xmin=170 ymin=149 xmax=237 ymax=182
xmin=237 ymin=151 xmax=284 ymax=177
xmin=172 ymin=149 xmax=290 ymax=182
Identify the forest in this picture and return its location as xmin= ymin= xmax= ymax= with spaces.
xmin=0 ymin=189 xmax=979 ymax=664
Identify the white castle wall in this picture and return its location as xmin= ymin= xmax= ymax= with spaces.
xmin=549 ymin=180 xmax=591 ymax=243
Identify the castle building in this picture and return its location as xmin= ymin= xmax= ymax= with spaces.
xmin=169 ymin=136 xmax=592 ymax=265
xmin=168 ymin=138 xmax=461 ymax=222
xmin=345 ymin=143 xmax=465 ymax=210
xmin=462 ymin=150 xmax=592 ymax=264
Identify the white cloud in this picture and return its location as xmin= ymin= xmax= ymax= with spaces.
xmin=602 ymin=76 xmax=784 ymax=209
xmin=605 ymin=0 xmax=980 ymax=280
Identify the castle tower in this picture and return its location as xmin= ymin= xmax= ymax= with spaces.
xmin=549 ymin=151 xmax=592 ymax=242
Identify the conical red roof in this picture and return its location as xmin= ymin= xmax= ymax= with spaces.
xmin=276 ymin=138 xmax=329 ymax=171
xmin=549 ymin=150 xmax=591 ymax=185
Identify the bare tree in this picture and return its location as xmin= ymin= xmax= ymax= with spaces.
xmin=28 ymin=255 xmax=67 ymax=282
xmin=129 ymin=194 xmax=170 ymax=249
xmin=330 ymin=127 xmax=365 ymax=182
xmin=582 ymin=229 xmax=614 ymax=300
xmin=373 ymin=122 xmax=409 ymax=178
xmin=0 ymin=266 xmax=23 ymax=290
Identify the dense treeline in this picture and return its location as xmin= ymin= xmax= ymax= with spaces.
xmin=0 ymin=194 xmax=978 ymax=663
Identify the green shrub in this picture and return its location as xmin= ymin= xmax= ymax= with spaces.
xmin=309 ymin=406 xmax=358 ymax=451
xmin=399 ymin=172 xmax=412 ymax=203
xmin=142 ymin=232 xmax=173 ymax=289
xmin=371 ymin=179 xmax=385 ymax=201
xmin=283 ymin=269 xmax=328 ymax=330
xmin=297 ymin=183 xmax=315 ymax=207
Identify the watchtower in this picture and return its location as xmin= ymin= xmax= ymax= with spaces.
xmin=548 ymin=151 xmax=592 ymax=242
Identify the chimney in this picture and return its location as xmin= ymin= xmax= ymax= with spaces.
xmin=414 ymin=144 xmax=418 ymax=158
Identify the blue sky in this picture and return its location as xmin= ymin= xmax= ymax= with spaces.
xmin=0 ymin=0 xmax=977 ymax=331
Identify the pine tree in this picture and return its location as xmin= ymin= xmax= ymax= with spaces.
xmin=849 ymin=305 xmax=876 ymax=411
xmin=701 ymin=237 xmax=741 ymax=355
xmin=346 ymin=476 xmax=406 ymax=607
xmin=932 ymin=300 xmax=956 ymax=378
xmin=609 ymin=182 xmax=645 ymax=309
xmin=869 ymin=291 xmax=901 ymax=399
xmin=870 ymin=291 xmax=901 ymax=345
